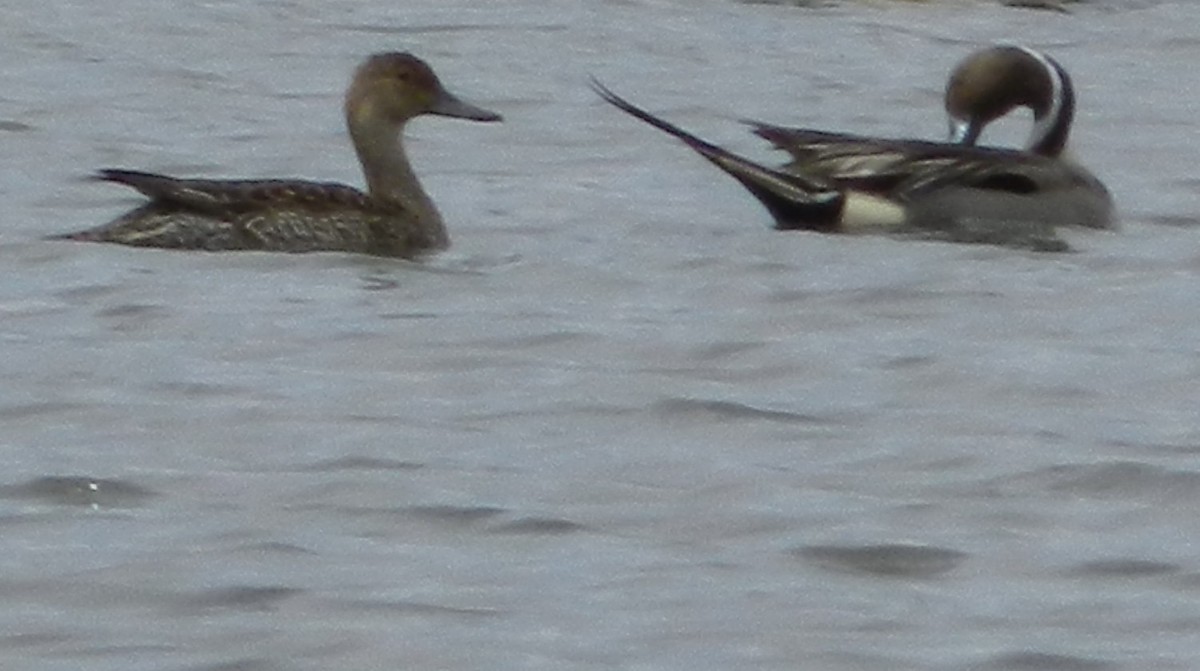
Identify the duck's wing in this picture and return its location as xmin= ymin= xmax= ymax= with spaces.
xmin=748 ymin=122 xmax=1063 ymax=194
xmin=748 ymin=124 xmax=910 ymax=158
xmin=749 ymin=123 xmax=924 ymax=162
xmin=95 ymin=169 xmax=375 ymax=213
xmin=747 ymin=123 xmax=958 ymax=190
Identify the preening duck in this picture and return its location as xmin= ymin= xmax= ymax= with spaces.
xmin=592 ymin=46 xmax=1112 ymax=251
xmin=58 ymin=52 xmax=502 ymax=257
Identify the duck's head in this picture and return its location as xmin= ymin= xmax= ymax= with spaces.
xmin=943 ymin=45 xmax=1074 ymax=157
xmin=345 ymin=52 xmax=502 ymax=128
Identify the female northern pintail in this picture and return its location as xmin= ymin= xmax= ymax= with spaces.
xmin=592 ymin=46 xmax=1113 ymax=251
xmin=57 ymin=52 xmax=501 ymax=257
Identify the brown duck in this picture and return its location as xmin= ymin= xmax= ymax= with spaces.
xmin=57 ymin=52 xmax=501 ymax=257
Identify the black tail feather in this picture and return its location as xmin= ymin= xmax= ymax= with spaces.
xmin=590 ymin=78 xmax=844 ymax=231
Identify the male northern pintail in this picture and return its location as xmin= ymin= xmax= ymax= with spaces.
xmin=592 ymin=46 xmax=1113 ymax=251
xmin=56 ymin=52 xmax=502 ymax=257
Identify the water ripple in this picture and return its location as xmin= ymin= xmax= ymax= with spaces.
xmin=1004 ymin=461 xmax=1200 ymax=500
xmin=0 ymin=476 xmax=157 ymax=507
xmin=967 ymin=651 xmax=1117 ymax=671
xmin=793 ymin=543 xmax=969 ymax=578
xmin=653 ymin=397 xmax=834 ymax=425
xmin=301 ymin=456 xmax=425 ymax=472
xmin=1065 ymin=559 xmax=1180 ymax=578
xmin=490 ymin=517 xmax=587 ymax=535
xmin=339 ymin=599 xmax=503 ymax=618
xmin=174 ymin=586 xmax=302 ymax=613
xmin=406 ymin=504 xmax=507 ymax=525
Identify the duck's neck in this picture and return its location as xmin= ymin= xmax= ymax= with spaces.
xmin=1024 ymin=52 xmax=1074 ymax=158
xmin=349 ymin=114 xmax=448 ymax=247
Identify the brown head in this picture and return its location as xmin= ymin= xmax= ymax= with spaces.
xmin=944 ymin=46 xmax=1073 ymax=157
xmin=344 ymin=52 xmax=502 ymax=128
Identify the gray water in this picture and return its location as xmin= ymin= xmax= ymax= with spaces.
xmin=4 ymin=0 xmax=1200 ymax=669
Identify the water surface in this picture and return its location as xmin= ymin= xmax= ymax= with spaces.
xmin=3 ymin=0 xmax=1200 ymax=669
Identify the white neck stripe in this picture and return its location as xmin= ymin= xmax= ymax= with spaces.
xmin=1015 ymin=46 xmax=1064 ymax=152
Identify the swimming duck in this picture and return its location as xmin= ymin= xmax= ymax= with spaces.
xmin=591 ymin=47 xmax=1112 ymax=251
xmin=57 ymin=52 xmax=502 ymax=257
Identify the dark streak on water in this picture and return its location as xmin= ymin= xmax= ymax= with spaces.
xmin=0 ymin=476 xmax=157 ymax=507
xmin=794 ymin=543 xmax=970 ymax=578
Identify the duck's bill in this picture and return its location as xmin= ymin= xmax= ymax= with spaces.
xmin=949 ymin=118 xmax=981 ymax=145
xmin=431 ymin=90 xmax=503 ymax=122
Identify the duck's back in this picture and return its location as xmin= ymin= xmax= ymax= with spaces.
xmin=752 ymin=124 xmax=1114 ymax=231
xmin=62 ymin=170 xmax=441 ymax=257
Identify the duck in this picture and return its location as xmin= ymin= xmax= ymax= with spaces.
xmin=56 ymin=52 xmax=502 ymax=257
xmin=591 ymin=46 xmax=1112 ymax=251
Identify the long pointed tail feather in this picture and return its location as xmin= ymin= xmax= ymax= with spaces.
xmin=94 ymin=169 xmax=233 ymax=209
xmin=589 ymin=78 xmax=845 ymax=231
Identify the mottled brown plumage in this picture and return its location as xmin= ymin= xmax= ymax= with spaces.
xmin=58 ymin=52 xmax=501 ymax=257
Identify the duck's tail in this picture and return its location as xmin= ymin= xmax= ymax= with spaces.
xmin=589 ymin=78 xmax=844 ymax=231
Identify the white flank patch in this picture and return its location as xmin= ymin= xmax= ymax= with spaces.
xmin=840 ymin=192 xmax=907 ymax=231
